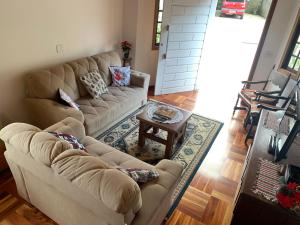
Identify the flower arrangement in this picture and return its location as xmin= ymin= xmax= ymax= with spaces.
xmin=276 ymin=182 xmax=300 ymax=215
xmin=121 ymin=41 xmax=132 ymax=59
xmin=121 ymin=41 xmax=132 ymax=51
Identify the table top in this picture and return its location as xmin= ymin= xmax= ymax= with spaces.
xmin=240 ymin=109 xmax=300 ymax=221
xmin=136 ymin=103 xmax=192 ymax=133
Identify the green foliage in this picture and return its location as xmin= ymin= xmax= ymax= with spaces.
xmin=245 ymin=0 xmax=263 ymax=15
xmin=216 ymin=0 xmax=223 ymax=10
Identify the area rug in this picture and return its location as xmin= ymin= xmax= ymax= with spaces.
xmin=97 ymin=100 xmax=223 ymax=217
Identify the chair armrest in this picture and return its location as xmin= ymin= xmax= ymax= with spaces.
xmin=257 ymin=104 xmax=285 ymax=112
xmin=45 ymin=117 xmax=86 ymax=141
xmin=255 ymin=90 xmax=281 ymax=96
xmin=25 ymin=98 xmax=84 ymax=130
xmin=130 ymin=70 xmax=150 ymax=89
xmin=242 ymin=80 xmax=269 ymax=89
xmin=241 ymin=80 xmax=269 ymax=85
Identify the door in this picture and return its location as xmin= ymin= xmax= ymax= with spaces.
xmin=155 ymin=0 xmax=216 ymax=95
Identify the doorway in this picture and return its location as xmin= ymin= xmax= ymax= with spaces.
xmin=195 ymin=0 xmax=275 ymax=121
xmin=154 ymin=0 xmax=276 ymax=120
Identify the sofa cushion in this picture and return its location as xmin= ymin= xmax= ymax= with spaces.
xmin=67 ymin=57 xmax=99 ymax=97
xmin=92 ymin=51 xmax=122 ymax=86
xmin=80 ymin=72 xmax=109 ymax=98
xmin=30 ymin=132 xmax=73 ymax=166
xmin=109 ymin=66 xmax=131 ymax=87
xmin=76 ymin=86 xmax=145 ymax=136
xmin=82 ymin=136 xmax=154 ymax=170
xmin=26 ymin=64 xmax=80 ymax=100
xmin=51 ymin=150 xmax=142 ymax=214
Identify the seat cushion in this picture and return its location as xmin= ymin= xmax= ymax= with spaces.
xmin=76 ymin=86 xmax=145 ymax=136
xmin=82 ymin=136 xmax=153 ymax=170
xmin=240 ymin=89 xmax=257 ymax=101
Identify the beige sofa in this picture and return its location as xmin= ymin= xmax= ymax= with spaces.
xmin=0 ymin=117 xmax=183 ymax=225
xmin=25 ymin=51 xmax=150 ymax=137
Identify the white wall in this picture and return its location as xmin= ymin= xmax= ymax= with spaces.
xmin=252 ymin=0 xmax=300 ymax=81
xmin=122 ymin=0 xmax=139 ymax=62
xmin=135 ymin=0 xmax=159 ymax=86
xmin=123 ymin=0 xmax=159 ymax=86
xmin=0 ymin=0 xmax=124 ymax=125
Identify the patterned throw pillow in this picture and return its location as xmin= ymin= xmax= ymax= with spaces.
xmin=58 ymin=89 xmax=80 ymax=110
xmin=117 ymin=168 xmax=160 ymax=184
xmin=109 ymin=66 xmax=131 ymax=87
xmin=48 ymin=132 xmax=86 ymax=151
xmin=80 ymin=71 xmax=108 ymax=98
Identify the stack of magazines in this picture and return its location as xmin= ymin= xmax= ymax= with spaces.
xmin=152 ymin=106 xmax=177 ymax=122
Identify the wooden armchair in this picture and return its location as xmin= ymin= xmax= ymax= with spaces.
xmin=233 ymin=67 xmax=291 ymax=127
xmin=244 ymin=80 xmax=299 ymax=143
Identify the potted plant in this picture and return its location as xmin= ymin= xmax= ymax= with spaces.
xmin=121 ymin=41 xmax=132 ymax=59
xmin=276 ymin=182 xmax=300 ymax=215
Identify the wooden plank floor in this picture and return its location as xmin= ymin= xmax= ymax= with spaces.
xmin=0 ymin=89 xmax=249 ymax=225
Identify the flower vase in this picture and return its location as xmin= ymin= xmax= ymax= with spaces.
xmin=123 ymin=49 xmax=130 ymax=59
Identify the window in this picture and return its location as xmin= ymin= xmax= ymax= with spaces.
xmin=152 ymin=0 xmax=164 ymax=50
xmin=282 ymin=17 xmax=300 ymax=74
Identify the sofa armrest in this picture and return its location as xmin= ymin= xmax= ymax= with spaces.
xmin=25 ymin=98 xmax=84 ymax=130
xmin=130 ymin=160 xmax=183 ymax=225
xmin=45 ymin=117 xmax=86 ymax=140
xmin=130 ymin=70 xmax=150 ymax=89
xmin=155 ymin=159 xmax=183 ymax=178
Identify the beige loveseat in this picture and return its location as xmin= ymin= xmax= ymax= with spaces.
xmin=25 ymin=51 xmax=150 ymax=137
xmin=0 ymin=117 xmax=183 ymax=225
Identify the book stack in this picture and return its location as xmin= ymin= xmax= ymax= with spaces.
xmin=152 ymin=106 xmax=177 ymax=122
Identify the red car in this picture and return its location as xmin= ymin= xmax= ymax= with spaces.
xmin=221 ymin=0 xmax=247 ymax=19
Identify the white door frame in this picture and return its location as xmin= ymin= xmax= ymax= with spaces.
xmin=155 ymin=0 xmax=217 ymax=96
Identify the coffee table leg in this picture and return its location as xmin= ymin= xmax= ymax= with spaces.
xmin=178 ymin=122 xmax=187 ymax=144
xmin=153 ymin=127 xmax=159 ymax=134
xmin=165 ymin=132 xmax=175 ymax=159
xmin=138 ymin=122 xmax=146 ymax=147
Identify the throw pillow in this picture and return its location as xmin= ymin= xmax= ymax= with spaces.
xmin=117 ymin=168 xmax=159 ymax=184
xmin=48 ymin=132 xmax=86 ymax=151
xmin=58 ymin=89 xmax=80 ymax=110
xmin=109 ymin=66 xmax=131 ymax=87
xmin=80 ymin=71 xmax=108 ymax=98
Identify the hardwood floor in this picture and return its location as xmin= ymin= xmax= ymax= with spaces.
xmin=150 ymin=90 xmax=249 ymax=225
xmin=0 ymin=89 xmax=249 ymax=225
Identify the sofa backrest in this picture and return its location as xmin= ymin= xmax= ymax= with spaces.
xmin=92 ymin=51 xmax=122 ymax=86
xmin=67 ymin=56 xmax=99 ymax=97
xmin=26 ymin=64 xmax=80 ymax=101
xmin=26 ymin=51 xmax=121 ymax=100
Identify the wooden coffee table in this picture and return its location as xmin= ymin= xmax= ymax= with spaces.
xmin=136 ymin=104 xmax=192 ymax=159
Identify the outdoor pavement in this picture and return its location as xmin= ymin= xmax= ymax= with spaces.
xmin=194 ymin=14 xmax=266 ymax=173
xmin=195 ymin=13 xmax=266 ymax=122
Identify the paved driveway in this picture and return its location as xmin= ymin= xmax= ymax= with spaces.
xmin=195 ymin=14 xmax=266 ymax=121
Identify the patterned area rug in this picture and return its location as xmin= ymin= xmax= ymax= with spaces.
xmin=97 ymin=101 xmax=223 ymax=216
